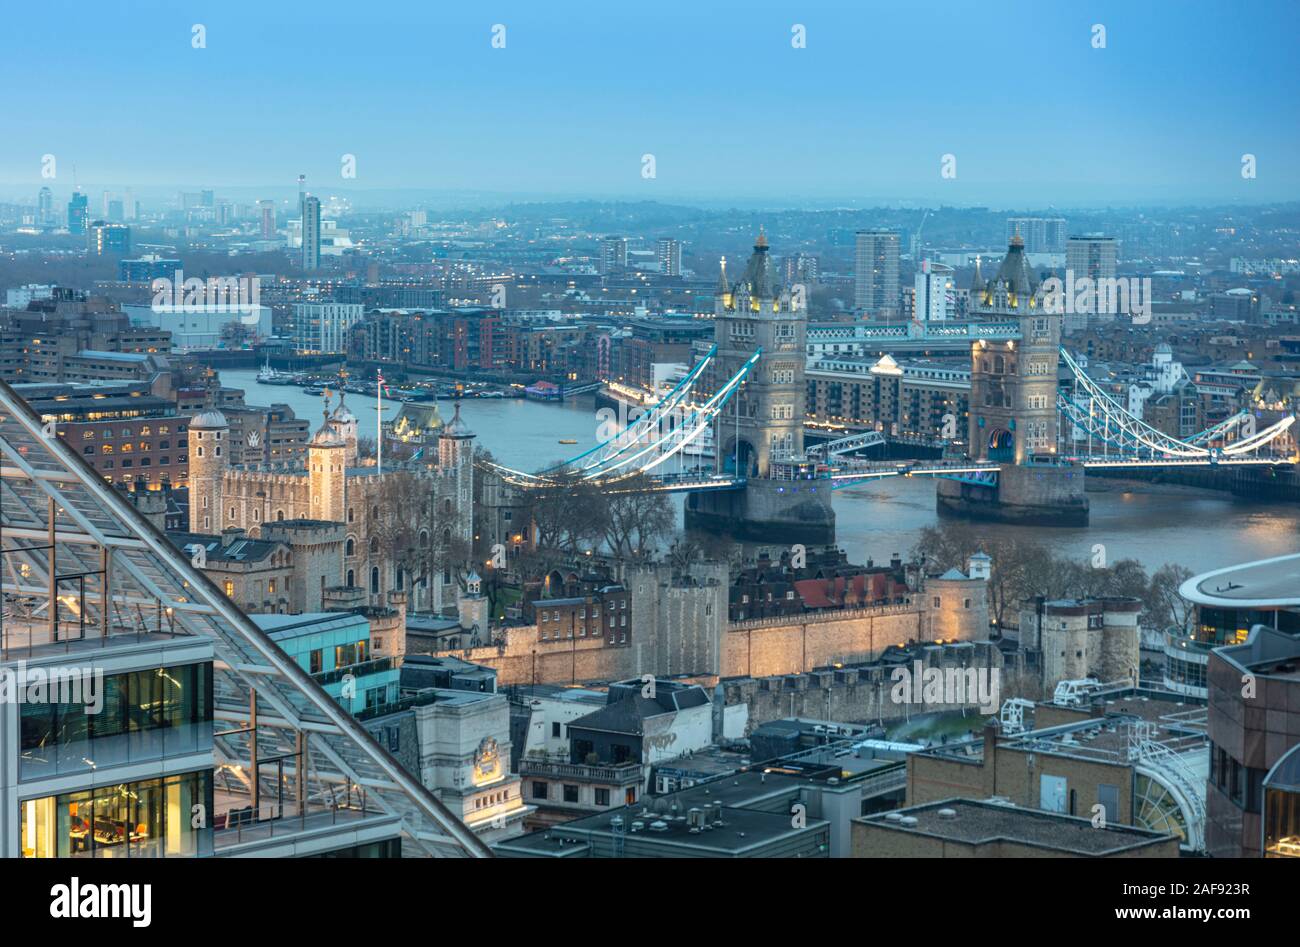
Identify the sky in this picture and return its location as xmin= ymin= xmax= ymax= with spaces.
xmin=1 ymin=0 xmax=1297 ymax=208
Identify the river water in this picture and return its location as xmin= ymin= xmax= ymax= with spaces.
xmin=221 ymin=370 xmax=1300 ymax=576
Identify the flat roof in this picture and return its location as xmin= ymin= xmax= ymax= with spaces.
xmin=1180 ymin=553 xmax=1300 ymax=608
xmin=507 ymin=805 xmax=826 ymax=856
xmin=858 ymin=799 xmax=1174 ymax=855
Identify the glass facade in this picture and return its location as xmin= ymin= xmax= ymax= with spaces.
xmin=18 ymin=662 xmax=213 ymax=780
xmin=20 ymin=770 xmax=213 ymax=858
xmin=1193 ymin=606 xmax=1300 ymax=647
xmin=1264 ymin=787 xmax=1300 ymax=857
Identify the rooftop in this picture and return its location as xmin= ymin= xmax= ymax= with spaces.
xmin=858 ymin=799 xmax=1175 ymax=855
xmin=1179 ymin=553 xmax=1300 ymax=608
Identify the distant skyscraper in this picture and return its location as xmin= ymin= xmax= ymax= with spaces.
xmin=656 ymin=238 xmax=682 ymax=276
xmin=298 ymin=174 xmax=306 ymax=219
xmin=1007 ymin=217 xmax=1068 ymax=254
xmin=783 ymin=252 xmax=819 ymax=286
xmin=123 ymin=187 xmax=135 ymax=220
xmin=259 ymin=200 xmax=276 ymax=238
xmin=854 ymin=230 xmax=900 ymax=316
xmin=88 ymin=220 xmax=131 ymax=256
xmin=107 ymin=199 xmax=124 ymax=223
xmin=201 ymin=189 xmax=215 ymax=208
xmin=914 ymin=259 xmax=956 ymax=322
xmin=1066 ymin=234 xmax=1119 ymax=330
xmin=600 ymin=236 xmax=627 ymax=275
xmin=302 ymin=195 xmax=321 ymax=271
xmin=67 ymin=191 xmax=89 ymax=234
xmin=37 ymin=187 xmax=53 ymax=226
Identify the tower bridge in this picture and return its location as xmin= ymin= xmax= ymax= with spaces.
xmin=487 ymin=235 xmax=1295 ymax=540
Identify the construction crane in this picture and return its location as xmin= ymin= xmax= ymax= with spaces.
xmin=909 ymin=208 xmax=931 ymax=261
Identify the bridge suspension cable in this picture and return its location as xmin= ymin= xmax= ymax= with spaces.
xmin=1058 ymin=346 xmax=1294 ymax=464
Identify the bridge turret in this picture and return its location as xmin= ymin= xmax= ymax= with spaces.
xmin=968 ymin=241 xmax=1061 ymax=466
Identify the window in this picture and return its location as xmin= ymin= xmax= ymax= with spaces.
xmin=563 ymin=784 xmax=579 ymax=803
xmin=223 ymin=580 xmax=234 ymax=598
xmin=531 ymin=782 xmax=548 ymax=801
xmin=595 ymin=788 xmax=610 ymax=807
xmin=309 ymin=650 xmax=323 ymax=674
xmin=551 ymin=722 xmax=561 ymax=738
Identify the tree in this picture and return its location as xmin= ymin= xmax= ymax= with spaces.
xmin=519 ymin=463 xmax=606 ymax=556
xmin=370 ymin=471 xmax=440 ymax=602
xmin=220 ymin=319 xmax=256 ymax=349
xmin=1147 ymin=563 xmax=1196 ymax=634
xmin=599 ymin=471 xmax=674 ymax=559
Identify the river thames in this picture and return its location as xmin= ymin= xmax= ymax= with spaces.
xmin=221 ymin=370 xmax=1300 ymax=577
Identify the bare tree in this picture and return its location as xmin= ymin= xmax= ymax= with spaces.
xmin=1147 ymin=563 xmax=1196 ymax=634
xmin=370 ymin=471 xmax=439 ymax=599
xmin=599 ymin=472 xmax=674 ymax=558
xmin=519 ymin=463 xmax=606 ymax=555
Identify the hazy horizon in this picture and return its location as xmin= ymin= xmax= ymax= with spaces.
xmin=2 ymin=0 xmax=1297 ymax=207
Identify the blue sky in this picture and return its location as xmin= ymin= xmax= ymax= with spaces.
xmin=1 ymin=0 xmax=1297 ymax=207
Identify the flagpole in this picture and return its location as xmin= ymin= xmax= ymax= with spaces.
xmin=377 ymin=370 xmax=383 ymax=476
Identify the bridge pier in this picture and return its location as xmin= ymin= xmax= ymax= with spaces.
xmin=936 ymin=462 xmax=1089 ymax=526
xmin=686 ymin=477 xmax=836 ymax=545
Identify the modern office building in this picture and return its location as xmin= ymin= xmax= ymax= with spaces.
xmin=1165 ymin=554 xmax=1300 ymax=700
xmin=301 ymin=195 xmax=321 ymax=271
xmin=291 ymin=301 xmax=363 ymax=355
xmin=854 ymin=229 xmax=900 ymax=317
xmin=67 ymin=191 xmax=89 ymax=234
xmin=0 ymin=376 xmax=488 ymax=858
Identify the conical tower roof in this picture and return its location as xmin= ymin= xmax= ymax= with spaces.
xmin=736 ymin=228 xmax=780 ymax=299
xmin=989 ymin=236 xmax=1039 ymax=298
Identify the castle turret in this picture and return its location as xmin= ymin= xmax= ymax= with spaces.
xmin=438 ymin=402 xmax=475 ymax=546
xmin=308 ymin=406 xmax=346 ymax=523
xmin=329 ymin=391 xmax=359 ymax=467
xmin=188 ymin=408 xmax=228 ymax=532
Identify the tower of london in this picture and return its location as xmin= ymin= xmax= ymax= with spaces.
xmin=188 ymin=390 xmax=476 ymax=613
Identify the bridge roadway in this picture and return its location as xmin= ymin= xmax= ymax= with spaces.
xmin=634 ymin=453 xmax=1293 ymax=494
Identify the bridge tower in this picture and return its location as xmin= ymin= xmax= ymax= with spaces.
xmin=686 ymin=232 xmax=835 ymax=543
xmin=709 ymin=230 xmax=805 ymax=477
xmin=968 ymin=235 xmax=1060 ymax=465
xmin=938 ymin=235 xmax=1089 ymax=525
